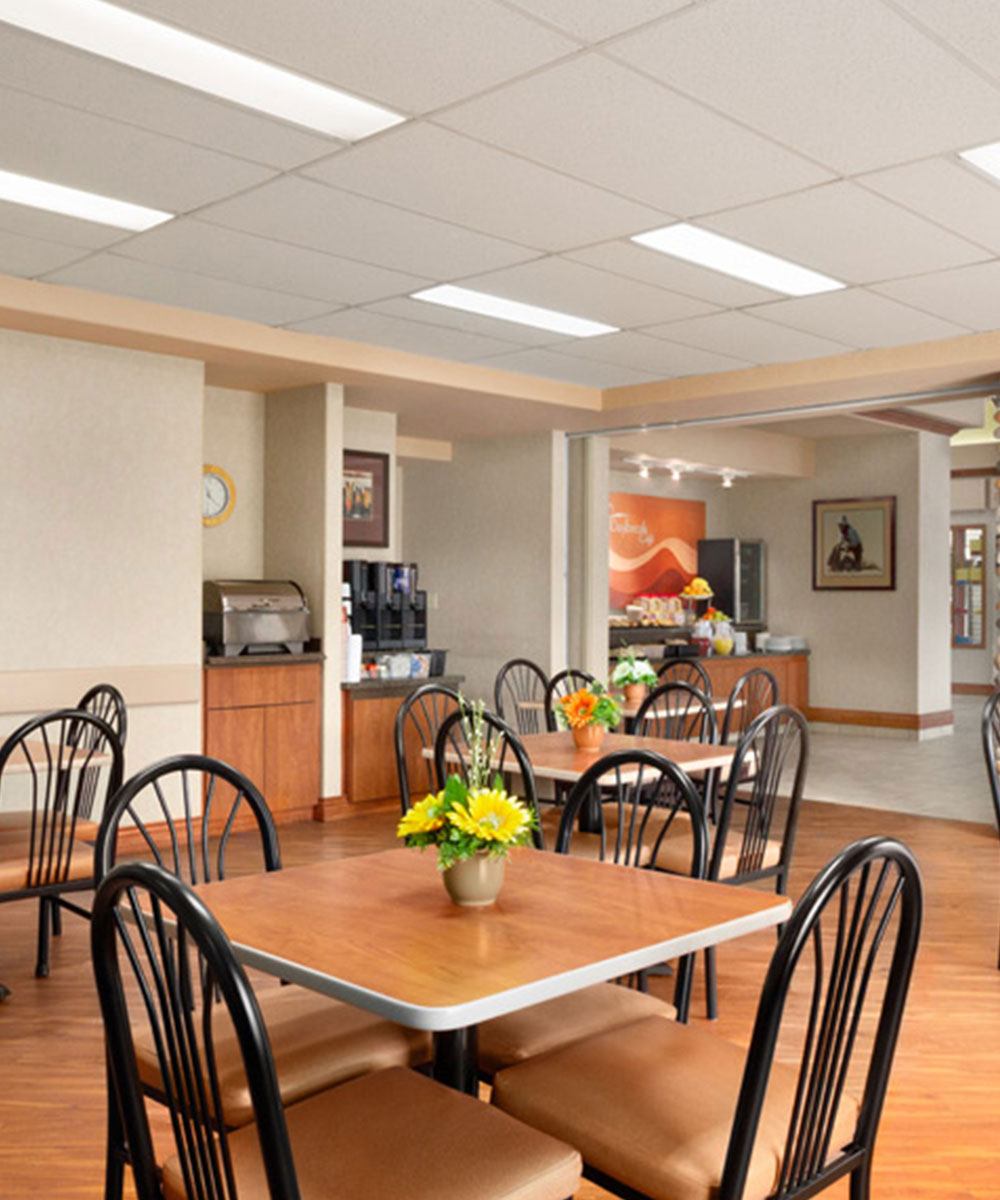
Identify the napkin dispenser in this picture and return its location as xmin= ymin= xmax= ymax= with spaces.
xmin=204 ymin=580 xmax=311 ymax=657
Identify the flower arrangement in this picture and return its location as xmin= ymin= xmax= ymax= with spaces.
xmin=555 ymin=682 xmax=621 ymax=731
xmin=610 ymin=650 xmax=658 ymax=689
xmin=396 ymin=699 xmax=536 ymax=872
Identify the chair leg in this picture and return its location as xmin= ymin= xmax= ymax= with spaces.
xmin=35 ymin=897 xmax=52 ymax=978
xmin=51 ymin=898 xmax=63 ymax=937
xmin=704 ymin=945 xmax=718 ymax=1020
xmin=104 ymin=1062 xmax=127 ymax=1200
xmin=849 ymin=1159 xmax=872 ymax=1200
xmin=0 ymin=980 xmax=9 ymax=1002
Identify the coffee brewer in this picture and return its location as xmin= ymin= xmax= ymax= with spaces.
xmin=343 ymin=559 xmax=428 ymax=650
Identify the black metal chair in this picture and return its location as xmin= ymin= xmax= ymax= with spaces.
xmin=633 ymin=680 xmax=718 ymax=744
xmin=434 ymin=708 xmax=544 ymax=849
xmin=77 ymin=682 xmax=128 ymax=750
xmin=492 ymin=835 xmax=923 ymax=1200
xmin=95 ymin=755 xmax=432 ymax=1200
xmin=979 ymin=691 xmax=1000 ymax=967
xmin=722 ymin=666 xmax=779 ymax=744
xmin=0 ymin=709 xmax=123 ymax=995
xmin=393 ymin=682 xmax=461 ymax=813
xmin=656 ymin=657 xmax=712 ymax=694
xmin=543 ymin=668 xmax=599 ymax=732
xmin=495 ymin=658 xmax=550 ymax=736
xmin=92 ymin=861 xmax=582 ymax=1200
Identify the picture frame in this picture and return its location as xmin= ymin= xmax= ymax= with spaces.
xmin=343 ymin=449 xmax=389 ymax=549
xmin=812 ymin=496 xmax=896 ymax=591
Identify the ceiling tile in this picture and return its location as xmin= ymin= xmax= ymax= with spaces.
xmin=858 ymin=159 xmax=1000 ymax=255
xmin=122 ymin=0 xmax=576 ymax=112
xmin=472 ymin=347 xmax=662 ymax=387
xmin=703 ymin=181 xmax=988 ymax=285
xmin=556 ymin=331 xmax=750 ymax=375
xmin=285 ymin=307 xmax=521 ymax=360
xmin=198 ymin=176 xmax=537 ymax=279
xmin=0 ymin=86 xmax=275 ymax=212
xmin=0 ymin=26 xmax=340 ymax=171
xmin=644 ymin=310 xmax=851 ymax=363
xmin=892 ymin=0 xmax=1000 ymax=88
xmin=437 ymin=54 xmax=831 ymax=214
xmin=301 ymin=122 xmax=670 ymax=252
xmin=874 ymin=261 xmax=1000 ymax=331
xmin=458 ymin=257 xmax=717 ymax=328
xmin=43 ymin=255 xmax=336 ymax=325
xmin=567 ymin=240 xmax=779 ymax=306
xmin=609 ymin=0 xmax=1000 ymax=173
xmin=501 ymin=0 xmax=692 ymax=43
xmin=0 ymin=230 xmax=90 ymax=277
xmin=118 ymin=219 xmax=429 ymax=304
xmin=366 ymin=297 xmax=573 ymax=348
xmin=751 ymin=288 xmax=969 ymax=347
xmin=0 ymin=198 xmax=130 ymax=250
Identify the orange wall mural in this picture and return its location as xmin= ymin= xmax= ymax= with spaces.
xmin=609 ymin=493 xmax=706 ymax=609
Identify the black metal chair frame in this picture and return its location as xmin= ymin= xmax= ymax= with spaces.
xmin=494 ymin=658 xmax=550 ymax=736
xmin=554 ymin=749 xmax=710 ymax=1022
xmin=979 ymin=691 xmax=1000 ymax=968
xmin=633 ymin=680 xmax=718 ymax=744
xmin=721 ymin=666 xmax=779 ymax=744
xmin=656 ymin=657 xmax=712 ymax=694
xmin=543 ymin=668 xmax=599 ymax=732
xmin=434 ymin=708 xmax=545 ymax=850
xmin=77 ymin=682 xmax=129 ymax=751
xmin=394 ymin=683 xmax=462 ymax=814
xmin=580 ymin=836 xmax=923 ymax=1200
xmin=0 ymin=709 xmax=123 ymax=994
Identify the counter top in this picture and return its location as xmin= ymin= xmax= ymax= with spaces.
xmin=205 ymin=652 xmax=325 ymax=668
xmin=342 ymin=674 xmax=464 ymax=697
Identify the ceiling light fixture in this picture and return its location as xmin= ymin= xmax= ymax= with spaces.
xmin=638 ymin=464 xmax=650 ymax=479
xmin=411 ymin=285 xmax=618 ymax=338
xmin=959 ymin=141 xmax=1000 ymax=184
xmin=630 ymin=222 xmax=844 ymax=297
xmin=0 ymin=167 xmax=172 ymax=230
xmin=0 ymin=0 xmax=404 ymax=140
xmin=670 ymin=467 xmax=682 ymax=482
xmin=721 ymin=471 xmax=735 ymax=489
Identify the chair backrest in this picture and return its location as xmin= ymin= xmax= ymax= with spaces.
xmin=543 ymin=668 xmax=599 ymax=732
xmin=91 ymin=860 xmax=301 ymax=1200
xmin=0 ymin=709 xmax=123 ymax=888
xmin=76 ymin=683 xmax=128 ymax=750
xmin=95 ymin=754 xmax=281 ymax=885
xmin=719 ymin=837 xmax=923 ymax=1200
xmin=434 ymin=708 xmax=544 ymax=849
xmin=394 ymin=684 xmax=462 ymax=813
xmin=555 ymin=749 xmax=709 ymax=1020
xmin=722 ymin=667 xmax=779 ymax=744
xmin=712 ymin=706 xmax=808 ymax=885
xmin=980 ymin=691 xmax=1000 ymax=834
xmin=634 ymin=681 xmax=718 ymax=744
xmin=494 ymin=658 xmax=550 ymax=736
xmin=656 ymin=657 xmax=712 ymax=694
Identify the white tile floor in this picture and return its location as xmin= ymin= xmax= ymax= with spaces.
xmin=807 ymin=695 xmax=998 ymax=826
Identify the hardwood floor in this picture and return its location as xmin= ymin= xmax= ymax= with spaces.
xmin=0 ymin=801 xmax=997 ymax=1199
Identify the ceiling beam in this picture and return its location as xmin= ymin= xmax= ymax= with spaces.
xmin=851 ymin=407 xmax=965 ymax=436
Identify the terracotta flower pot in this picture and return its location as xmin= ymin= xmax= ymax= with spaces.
xmin=623 ymin=683 xmax=647 ymax=705
xmin=443 ymin=853 xmax=505 ymax=907
xmin=572 ymin=724 xmax=606 ymax=752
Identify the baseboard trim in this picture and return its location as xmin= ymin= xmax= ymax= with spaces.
xmin=314 ymin=794 xmax=399 ymax=822
xmin=951 ymin=683 xmax=994 ymax=696
xmin=806 ymin=706 xmax=954 ymax=730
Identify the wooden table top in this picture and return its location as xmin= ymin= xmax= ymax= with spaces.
xmin=516 ymin=731 xmax=734 ymax=782
xmin=196 ymin=847 xmax=789 ymax=1030
xmin=516 ymin=695 xmax=740 ymax=718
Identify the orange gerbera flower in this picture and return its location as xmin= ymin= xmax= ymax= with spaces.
xmin=558 ymin=689 xmax=599 ymax=729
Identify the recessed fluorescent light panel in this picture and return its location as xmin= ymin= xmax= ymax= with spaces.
xmin=0 ymin=168 xmax=171 ymax=230
xmin=631 ymin=223 xmax=844 ymax=297
xmin=0 ymin=0 xmax=404 ymax=140
xmin=960 ymin=141 xmax=1000 ymax=184
xmin=411 ymin=285 xmax=618 ymax=338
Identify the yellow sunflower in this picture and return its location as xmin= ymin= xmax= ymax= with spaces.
xmin=558 ymin=689 xmax=598 ymax=729
xmin=447 ymin=788 xmax=532 ymax=844
xmin=397 ymin=793 xmax=446 ymax=838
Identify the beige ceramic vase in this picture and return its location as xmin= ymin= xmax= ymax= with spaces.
xmin=443 ymin=853 xmax=506 ymax=907
xmin=623 ymin=683 xmax=647 ymax=705
xmin=571 ymin=723 xmax=606 ymax=752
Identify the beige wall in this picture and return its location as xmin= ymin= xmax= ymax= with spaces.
xmin=0 ymin=328 xmax=203 ymax=777
xmin=202 ymin=386 xmax=265 ymax=581
xmin=343 ymin=405 xmax=401 ymax=562
xmin=402 ymin=431 xmax=567 ymax=703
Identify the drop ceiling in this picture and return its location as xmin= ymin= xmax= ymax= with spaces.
xmin=4 ymin=0 xmax=1000 ymax=405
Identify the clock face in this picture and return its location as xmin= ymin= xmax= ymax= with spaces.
xmin=202 ymin=465 xmax=235 ymax=525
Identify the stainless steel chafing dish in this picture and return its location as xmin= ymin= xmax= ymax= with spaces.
xmin=203 ymin=580 xmax=310 ymax=657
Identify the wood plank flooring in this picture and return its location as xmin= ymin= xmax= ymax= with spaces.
xmin=0 ymin=801 xmax=997 ymax=1199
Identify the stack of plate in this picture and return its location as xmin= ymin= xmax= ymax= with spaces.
xmin=768 ymin=635 xmax=808 ymax=652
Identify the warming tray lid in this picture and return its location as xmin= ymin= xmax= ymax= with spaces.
xmin=204 ymin=580 xmax=308 ymax=614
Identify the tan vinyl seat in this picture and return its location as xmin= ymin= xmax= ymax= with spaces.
xmin=162 ymin=1066 xmax=582 ymax=1200
xmin=0 ymin=811 xmax=101 ymax=841
xmin=0 ymin=842 xmax=94 ymax=889
xmin=135 ymin=984 xmax=432 ymax=1128
xmin=653 ymin=820 xmax=782 ymax=880
xmin=539 ymin=805 xmax=657 ymax=866
xmin=493 ymin=1015 xmax=858 ymax=1200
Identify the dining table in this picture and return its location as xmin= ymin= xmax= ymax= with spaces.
xmin=195 ymin=846 xmax=791 ymax=1094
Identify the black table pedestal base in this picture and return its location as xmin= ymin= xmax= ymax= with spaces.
xmin=432 ymin=1026 xmax=478 ymax=1094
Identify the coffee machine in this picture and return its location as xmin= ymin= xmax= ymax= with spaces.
xmin=343 ymin=559 xmax=428 ymax=650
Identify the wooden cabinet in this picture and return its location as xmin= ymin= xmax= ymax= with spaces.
xmin=700 ymin=653 xmax=808 ymax=710
xmin=204 ymin=660 xmax=321 ymax=824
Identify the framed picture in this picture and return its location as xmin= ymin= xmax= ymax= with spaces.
xmin=813 ymin=496 xmax=896 ymax=591
xmin=343 ymin=449 xmax=389 ymax=548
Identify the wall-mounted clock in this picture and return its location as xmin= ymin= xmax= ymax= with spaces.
xmin=202 ymin=464 xmax=236 ymax=527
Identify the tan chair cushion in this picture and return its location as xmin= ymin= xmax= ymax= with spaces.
xmin=493 ymin=1015 xmax=858 ymax=1200
xmin=0 ymin=841 xmax=94 ymax=889
xmin=478 ymin=982 xmax=676 ymax=1074
xmin=540 ymin=804 xmax=656 ymax=866
xmin=162 ymin=1066 xmax=582 ymax=1200
xmin=135 ymin=984 xmax=431 ymax=1128
xmin=0 ymin=811 xmax=101 ymax=841
xmin=654 ymin=821 xmax=782 ymax=880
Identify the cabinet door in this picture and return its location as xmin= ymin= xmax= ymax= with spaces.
xmin=264 ymin=702 xmax=320 ymax=819
xmin=204 ymin=706 xmax=266 ymax=831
